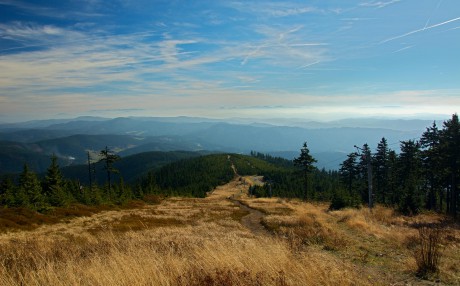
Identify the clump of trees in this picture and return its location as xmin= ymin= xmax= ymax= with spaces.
xmin=0 ymin=147 xmax=135 ymax=211
xmin=337 ymin=114 xmax=460 ymax=216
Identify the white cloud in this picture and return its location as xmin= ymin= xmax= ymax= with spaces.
xmin=226 ymin=1 xmax=321 ymax=18
xmin=360 ymin=0 xmax=401 ymax=9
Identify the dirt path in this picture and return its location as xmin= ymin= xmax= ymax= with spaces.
xmin=207 ymin=173 xmax=270 ymax=236
xmin=231 ymin=199 xmax=270 ymax=236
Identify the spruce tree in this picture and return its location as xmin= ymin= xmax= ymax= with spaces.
xmin=99 ymin=146 xmax=120 ymax=198
xmin=293 ymin=141 xmax=317 ymax=201
xmin=397 ymin=140 xmax=423 ymax=215
xmin=420 ymin=122 xmax=443 ymax=211
xmin=43 ymin=155 xmax=67 ymax=206
xmin=19 ymin=164 xmax=45 ymax=210
xmin=0 ymin=176 xmax=16 ymax=207
xmin=374 ymin=137 xmax=390 ymax=204
xmin=340 ymin=152 xmax=358 ymax=198
xmin=439 ymin=114 xmax=460 ymax=216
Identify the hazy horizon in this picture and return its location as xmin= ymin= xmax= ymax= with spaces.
xmin=1 ymin=1 xmax=459 ymax=122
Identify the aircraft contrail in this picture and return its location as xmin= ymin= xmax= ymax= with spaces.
xmin=380 ymin=16 xmax=460 ymax=44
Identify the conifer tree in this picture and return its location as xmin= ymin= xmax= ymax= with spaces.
xmin=374 ymin=137 xmax=390 ymax=204
xmin=294 ymin=141 xmax=317 ymax=201
xmin=19 ymin=164 xmax=45 ymax=210
xmin=397 ymin=140 xmax=423 ymax=214
xmin=340 ymin=152 xmax=358 ymax=197
xmin=420 ymin=121 xmax=443 ymax=211
xmin=386 ymin=150 xmax=399 ymax=206
xmin=356 ymin=143 xmax=372 ymax=205
xmin=439 ymin=114 xmax=460 ymax=216
xmin=0 ymin=176 xmax=16 ymax=207
xmin=43 ymin=155 xmax=67 ymax=206
xmin=99 ymin=146 xmax=120 ymax=196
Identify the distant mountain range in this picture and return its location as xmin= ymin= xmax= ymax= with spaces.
xmin=0 ymin=116 xmax=439 ymax=174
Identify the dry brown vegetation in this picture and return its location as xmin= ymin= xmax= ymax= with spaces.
xmin=0 ymin=177 xmax=459 ymax=285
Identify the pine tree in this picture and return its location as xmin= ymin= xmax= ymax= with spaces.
xmin=19 ymin=164 xmax=45 ymax=210
xmin=387 ymin=150 xmax=399 ymax=206
xmin=397 ymin=140 xmax=423 ymax=215
xmin=420 ymin=122 xmax=443 ymax=211
xmin=373 ymin=137 xmax=390 ymax=204
xmin=439 ymin=114 xmax=460 ymax=216
xmin=0 ymin=176 xmax=16 ymax=207
xmin=43 ymin=155 xmax=67 ymax=206
xmin=293 ymin=142 xmax=317 ymax=201
xmin=99 ymin=146 xmax=120 ymax=198
xmin=340 ymin=152 xmax=358 ymax=197
xmin=356 ymin=143 xmax=372 ymax=205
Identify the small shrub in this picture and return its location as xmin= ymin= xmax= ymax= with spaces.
xmin=142 ymin=194 xmax=162 ymax=204
xmin=414 ymin=225 xmax=444 ymax=278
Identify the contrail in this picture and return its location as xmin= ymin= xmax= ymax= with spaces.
xmin=424 ymin=0 xmax=443 ymax=29
xmin=297 ymin=60 xmax=320 ymax=69
xmin=380 ymin=16 xmax=460 ymax=44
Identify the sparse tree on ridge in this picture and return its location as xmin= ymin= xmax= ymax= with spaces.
xmin=99 ymin=146 xmax=120 ymax=194
xmin=294 ymin=141 xmax=317 ymax=201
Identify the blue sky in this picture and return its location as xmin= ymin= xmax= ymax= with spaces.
xmin=0 ymin=0 xmax=459 ymax=122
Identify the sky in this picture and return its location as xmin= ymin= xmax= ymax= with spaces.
xmin=0 ymin=0 xmax=459 ymax=123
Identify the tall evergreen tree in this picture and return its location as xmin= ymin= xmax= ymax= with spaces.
xmin=43 ymin=155 xmax=67 ymax=206
xmin=373 ymin=137 xmax=390 ymax=204
xmin=87 ymin=151 xmax=96 ymax=192
xmin=386 ymin=150 xmax=399 ymax=206
xmin=356 ymin=143 xmax=372 ymax=206
xmin=397 ymin=140 xmax=423 ymax=214
xmin=0 ymin=176 xmax=17 ymax=207
xmin=99 ymin=146 xmax=120 ymax=195
xmin=439 ymin=114 xmax=460 ymax=216
xmin=340 ymin=152 xmax=358 ymax=197
xmin=420 ymin=121 xmax=443 ymax=211
xmin=19 ymin=164 xmax=45 ymax=210
xmin=293 ymin=141 xmax=317 ymax=201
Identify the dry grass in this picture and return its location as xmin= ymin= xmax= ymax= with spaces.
xmin=0 ymin=210 xmax=369 ymax=286
xmin=0 ymin=177 xmax=459 ymax=285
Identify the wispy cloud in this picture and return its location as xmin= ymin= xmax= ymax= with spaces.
xmin=360 ymin=0 xmax=401 ymax=9
xmin=240 ymin=25 xmax=328 ymax=67
xmin=0 ymin=0 xmax=105 ymax=19
xmin=227 ymin=2 xmax=321 ymax=18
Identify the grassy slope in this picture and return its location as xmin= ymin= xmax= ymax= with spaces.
xmin=0 ymin=175 xmax=458 ymax=285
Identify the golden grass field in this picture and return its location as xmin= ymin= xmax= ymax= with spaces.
xmin=0 ymin=176 xmax=459 ymax=285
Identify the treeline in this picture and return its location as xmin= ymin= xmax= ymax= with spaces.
xmin=246 ymin=151 xmax=340 ymax=201
xmin=0 ymin=155 xmax=143 ymax=211
xmin=337 ymin=114 xmax=460 ymax=216
xmin=249 ymin=115 xmax=460 ymax=217
xmin=0 ymin=153 xmax=244 ymax=211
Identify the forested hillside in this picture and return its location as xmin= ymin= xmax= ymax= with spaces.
xmin=1 ymin=115 xmax=459 ymax=217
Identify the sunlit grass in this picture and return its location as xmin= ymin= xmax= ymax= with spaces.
xmin=0 ymin=177 xmax=458 ymax=285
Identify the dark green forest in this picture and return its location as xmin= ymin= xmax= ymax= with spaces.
xmin=1 ymin=114 xmax=459 ymax=218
